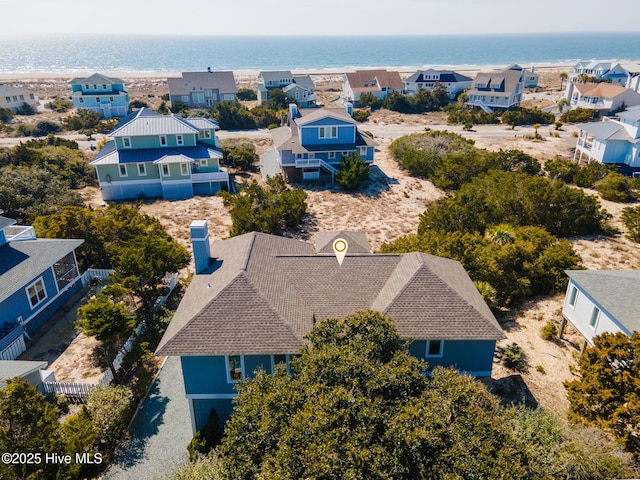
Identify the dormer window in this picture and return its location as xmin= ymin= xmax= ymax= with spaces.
xmin=160 ymin=135 xmax=167 ymax=147
xmin=319 ymin=126 xmax=337 ymax=139
xmin=199 ymin=130 xmax=211 ymax=139
xmin=177 ymin=135 xmax=184 ymax=146
xmin=123 ymin=137 xmax=132 ymax=148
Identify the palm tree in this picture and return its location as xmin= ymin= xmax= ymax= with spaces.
xmin=533 ymin=123 xmax=541 ymax=139
xmin=485 ymin=224 xmax=515 ymax=245
xmin=559 ymin=72 xmax=568 ymax=91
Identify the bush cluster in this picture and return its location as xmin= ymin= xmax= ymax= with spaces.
xmin=335 ymin=152 xmax=370 ymax=190
xmin=220 ymin=139 xmax=258 ymax=170
xmin=501 ymin=107 xmax=555 ymax=126
xmin=560 ymin=107 xmax=597 ymax=123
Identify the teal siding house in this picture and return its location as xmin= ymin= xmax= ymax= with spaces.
xmin=156 ymin=224 xmax=504 ymax=432
xmin=90 ymin=108 xmax=229 ymax=201
xmin=0 ymin=213 xmax=83 ymax=360
xmin=70 ymin=73 xmax=130 ymax=118
xmin=267 ymin=104 xmax=376 ymax=182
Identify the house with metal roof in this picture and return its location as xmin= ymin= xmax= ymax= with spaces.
xmin=0 ymin=84 xmax=38 ymax=113
xmin=0 ymin=360 xmax=49 ymax=390
xmin=156 ymin=222 xmax=505 ymax=432
xmin=69 ymin=73 xmax=129 ymax=118
xmin=257 ymin=71 xmax=316 ymax=106
xmin=465 ymin=65 xmax=526 ymax=113
xmin=264 ymin=103 xmax=376 ymax=182
xmin=343 ymin=69 xmax=404 ymax=105
xmin=90 ymin=108 xmax=230 ymax=201
xmin=168 ymin=70 xmax=238 ymax=108
xmin=564 ymin=82 xmax=640 ymax=116
xmin=0 ymin=213 xmax=84 ymax=360
xmin=573 ymin=105 xmax=640 ymax=173
xmin=404 ymin=69 xmax=472 ymax=99
xmin=561 ymin=270 xmax=640 ymax=351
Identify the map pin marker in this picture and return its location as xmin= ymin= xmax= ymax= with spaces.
xmin=332 ymin=238 xmax=348 ymax=266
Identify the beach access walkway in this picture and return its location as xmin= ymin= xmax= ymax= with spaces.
xmin=104 ymin=356 xmax=192 ymax=480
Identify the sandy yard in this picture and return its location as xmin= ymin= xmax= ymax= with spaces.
xmin=10 ymin=64 xmax=640 ymax=414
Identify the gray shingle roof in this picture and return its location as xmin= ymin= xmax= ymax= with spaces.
xmin=0 ymin=216 xmax=16 ymax=231
xmin=167 ymin=71 xmax=238 ymax=96
xmin=0 ymin=84 xmax=36 ymax=97
xmin=0 ymin=239 xmax=83 ymax=304
xmin=69 ymin=72 xmax=125 ymax=86
xmin=156 ymin=232 xmax=504 ymax=356
xmin=315 ymin=231 xmax=370 ymax=254
xmin=0 ymin=360 xmax=48 ymax=388
xmin=566 ymin=270 xmax=640 ymax=334
xmin=468 ymin=68 xmax=522 ymax=96
xmin=292 ymin=74 xmax=315 ymax=91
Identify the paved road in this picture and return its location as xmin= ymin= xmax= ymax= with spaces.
xmin=103 ymin=356 xmax=192 ymax=480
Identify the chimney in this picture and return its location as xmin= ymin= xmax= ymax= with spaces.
xmin=288 ymin=103 xmax=298 ymax=120
xmin=190 ymin=220 xmax=211 ymax=274
xmin=345 ymin=101 xmax=353 ymax=117
xmin=207 ymin=66 xmax=212 ymax=73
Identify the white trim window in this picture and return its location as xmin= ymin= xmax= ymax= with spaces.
xmin=426 ymin=340 xmax=444 ymax=358
xmin=26 ymin=277 xmax=47 ymax=309
xmin=176 ymin=135 xmax=184 ymax=146
xmin=123 ymin=137 xmax=132 ymax=148
xmin=159 ymin=135 xmax=168 ymax=147
xmin=360 ymin=147 xmax=367 ymax=156
xmin=226 ymin=355 xmax=245 ymax=383
xmin=199 ymin=159 xmax=208 ymax=166
xmin=319 ymin=126 xmax=338 ymax=139
xmin=180 ymin=163 xmax=189 ymax=176
xmin=137 ymin=163 xmax=146 ymax=176
xmin=199 ymin=130 xmax=211 ymax=139
xmin=79 ymin=97 xmax=84 ymax=104
xmin=271 ymin=354 xmax=291 ymax=374
xmin=161 ymin=164 xmax=170 ymax=177
xmin=329 ymin=152 xmax=335 ymax=159
xmin=119 ymin=164 xmax=128 ymax=177
xmin=568 ymin=286 xmax=578 ymax=308
xmin=589 ymin=307 xmax=600 ymax=330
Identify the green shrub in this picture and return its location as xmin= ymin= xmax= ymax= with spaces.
xmin=501 ymin=107 xmax=555 ymax=126
xmin=445 ymin=102 xmax=501 ymax=125
xmin=221 ymin=140 xmax=258 ymax=170
xmin=211 ymin=101 xmax=257 ymax=130
xmin=621 ymin=205 xmax=640 ymax=242
xmin=130 ymin=99 xmax=149 ymax=109
xmin=542 ymin=321 xmax=558 ymax=340
xmin=535 ymin=365 xmax=546 ymax=374
xmin=15 ymin=102 xmax=36 ymax=115
xmin=574 ymin=161 xmax=612 ymax=187
xmin=45 ymin=97 xmax=73 ymax=113
xmin=187 ymin=409 xmax=220 ymax=461
xmin=594 ymin=172 xmax=635 ymax=202
xmin=0 ymin=106 xmax=13 ymax=122
xmin=500 ymin=343 xmax=528 ymax=372
xmin=35 ymin=120 xmax=60 ymax=136
xmin=560 ymin=107 xmax=597 ymax=123
xmin=544 ymin=157 xmax=580 ymax=183
xmin=358 ymin=92 xmax=381 ymax=109
xmin=335 ymin=153 xmax=369 ymax=191
xmin=352 ymin=109 xmax=370 ymax=122
xmin=237 ymin=88 xmax=257 ymax=101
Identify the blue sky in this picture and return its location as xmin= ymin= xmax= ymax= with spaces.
xmin=2 ymin=0 xmax=639 ymax=36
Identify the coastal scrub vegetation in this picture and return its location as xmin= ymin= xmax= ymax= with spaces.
xmin=236 ymin=87 xmax=257 ymax=101
xmin=565 ymin=331 xmax=640 ymax=453
xmin=197 ymin=311 xmax=636 ymax=479
xmin=501 ymin=107 xmax=555 ymax=127
xmin=560 ymin=107 xmax=598 ymax=123
xmin=621 ymin=205 xmax=640 ymax=242
xmin=220 ymin=139 xmax=258 ymax=171
xmin=360 ymin=86 xmax=449 ymax=114
xmin=218 ymin=174 xmax=307 ymax=237
xmin=335 ymin=152 xmax=370 ymax=191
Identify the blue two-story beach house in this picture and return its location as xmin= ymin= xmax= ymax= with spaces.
xmin=156 ymin=222 xmax=505 ymax=433
xmin=0 ymin=213 xmax=84 ymax=360
xmin=70 ymin=73 xmax=130 ymax=118
xmin=90 ymin=108 xmax=230 ymax=201
xmin=267 ymin=104 xmax=376 ymax=182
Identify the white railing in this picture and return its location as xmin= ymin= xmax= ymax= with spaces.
xmin=43 ymin=381 xmax=99 ymax=400
xmin=81 ymin=268 xmax=114 ymax=287
xmin=191 ymin=170 xmax=230 ymax=183
xmin=295 ymin=158 xmax=321 ymax=168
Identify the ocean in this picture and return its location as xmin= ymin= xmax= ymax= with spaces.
xmin=1 ymin=33 xmax=640 ymax=74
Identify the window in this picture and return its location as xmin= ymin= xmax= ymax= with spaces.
xmin=589 ymin=307 xmax=600 ymax=329
xmin=295 ymin=153 xmax=302 ymax=159
xmin=193 ymin=92 xmax=205 ymax=103
xmin=79 ymin=98 xmax=84 ymax=103
xmin=4 ymin=96 xmax=9 ymax=103
xmin=26 ymin=278 xmax=47 ymax=309
xmin=85 ymin=84 xmax=89 ymax=89
xmin=198 ymin=130 xmax=211 ymax=139
xmin=119 ymin=164 xmax=128 ymax=177
xmin=180 ymin=163 xmax=189 ymax=176
xmin=181 ymin=95 xmax=189 ymax=102
xmin=12 ymin=96 xmax=17 ymax=101
xmin=308 ymin=153 xmax=315 ymax=159
xmin=93 ymin=84 xmax=97 ymax=89
xmin=53 ymin=252 xmax=79 ymax=291
xmin=223 ymin=94 xmax=234 ymax=101
xmin=159 ymin=135 xmax=167 ymax=146
xmin=109 ymin=96 xmax=114 ymax=102
xmin=319 ymin=126 xmax=337 ymax=139
xmin=272 ymin=354 xmax=290 ymax=373
xmin=123 ymin=137 xmax=132 ymax=148
xmin=205 ymin=89 xmax=213 ymax=96
xmin=199 ymin=159 xmax=207 ymax=166
xmin=426 ymin=340 xmax=444 ymax=358
xmin=360 ymin=147 xmax=367 ymax=155
xmin=568 ymin=286 xmax=578 ymax=308
xmin=138 ymin=163 xmax=146 ymax=176
xmin=176 ymin=135 xmax=184 ymax=146
xmin=329 ymin=152 xmax=335 ymax=159
xmin=161 ymin=164 xmax=170 ymax=177
xmin=226 ymin=355 xmax=244 ymax=383
xmin=102 ymin=84 xmax=107 ymax=89
xmin=19 ymin=95 xmax=24 ymax=100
